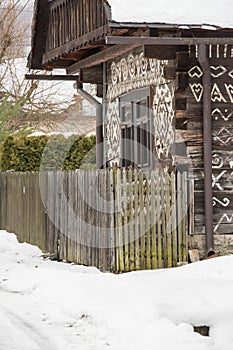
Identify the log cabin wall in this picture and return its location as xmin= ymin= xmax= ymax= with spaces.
xmin=104 ymin=47 xmax=176 ymax=168
xmin=185 ymin=45 xmax=233 ymax=255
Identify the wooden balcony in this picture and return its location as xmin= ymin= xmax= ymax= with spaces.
xmin=29 ymin=0 xmax=110 ymax=69
xmin=46 ymin=0 xmax=108 ymax=51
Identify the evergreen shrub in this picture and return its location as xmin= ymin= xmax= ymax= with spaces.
xmin=0 ymin=134 xmax=96 ymax=171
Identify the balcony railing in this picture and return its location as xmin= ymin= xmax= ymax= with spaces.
xmin=46 ymin=0 xmax=108 ymax=51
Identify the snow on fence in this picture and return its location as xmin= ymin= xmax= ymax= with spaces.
xmin=0 ymin=169 xmax=191 ymax=272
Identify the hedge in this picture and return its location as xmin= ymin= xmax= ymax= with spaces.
xmin=0 ymin=134 xmax=96 ymax=172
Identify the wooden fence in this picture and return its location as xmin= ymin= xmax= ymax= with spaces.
xmin=0 ymin=169 xmax=191 ymax=272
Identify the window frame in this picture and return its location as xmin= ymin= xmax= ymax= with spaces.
xmin=119 ymin=87 xmax=153 ymax=169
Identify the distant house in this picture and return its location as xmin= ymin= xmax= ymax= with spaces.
xmin=28 ymin=0 xmax=233 ymax=257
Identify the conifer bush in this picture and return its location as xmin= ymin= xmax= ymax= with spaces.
xmin=0 ymin=134 xmax=96 ymax=171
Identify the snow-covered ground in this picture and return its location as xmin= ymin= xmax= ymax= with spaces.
xmin=1 ymin=230 xmax=233 ymax=350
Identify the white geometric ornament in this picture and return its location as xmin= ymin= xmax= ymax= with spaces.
xmin=214 ymin=214 xmax=233 ymax=233
xmin=211 ymin=83 xmax=227 ymax=103
xmin=210 ymin=66 xmax=227 ymax=78
xmin=213 ymin=197 xmax=230 ymax=207
xmin=188 ymin=66 xmax=203 ymax=78
xmin=212 ymin=108 xmax=233 ymax=121
xmin=228 ymin=69 xmax=233 ymax=79
xmin=189 ymin=83 xmax=203 ymax=102
xmin=225 ymin=84 xmax=233 ymax=103
xmin=212 ymin=171 xmax=226 ymax=190
xmin=212 ymin=153 xmax=224 ymax=168
xmin=214 ymin=128 xmax=233 ymax=146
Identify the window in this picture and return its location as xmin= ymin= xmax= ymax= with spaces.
xmin=120 ymin=87 xmax=153 ymax=168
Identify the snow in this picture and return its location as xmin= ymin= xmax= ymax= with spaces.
xmin=1 ymin=230 xmax=233 ymax=349
xmin=108 ymin=0 xmax=233 ymax=28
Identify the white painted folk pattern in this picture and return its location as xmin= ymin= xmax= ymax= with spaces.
xmin=189 ymin=61 xmax=233 ymax=234
xmin=105 ymin=51 xmax=174 ymax=163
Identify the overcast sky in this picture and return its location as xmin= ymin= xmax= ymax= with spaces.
xmin=108 ymin=0 xmax=233 ymax=28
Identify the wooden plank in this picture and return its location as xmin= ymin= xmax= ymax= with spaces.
xmin=0 ymin=174 xmax=3 ymax=228
xmin=29 ymin=173 xmax=35 ymax=246
xmin=67 ymin=171 xmax=74 ymax=262
xmin=161 ymin=172 xmax=167 ymax=267
xmin=74 ymin=170 xmax=80 ymax=264
xmin=53 ymin=171 xmax=60 ymax=259
xmin=177 ymin=172 xmax=183 ymax=262
xmin=150 ymin=171 xmax=157 ymax=269
xmin=114 ymin=169 xmax=124 ymax=272
xmin=21 ymin=173 xmax=30 ymax=243
xmin=47 ymin=171 xmax=56 ymax=255
xmin=60 ymin=171 xmax=67 ymax=261
xmin=99 ymin=169 xmax=105 ymax=270
xmin=29 ymin=0 xmax=49 ymax=69
xmin=128 ymin=169 xmax=135 ymax=271
xmin=95 ymin=170 xmax=100 ymax=269
xmin=100 ymin=169 xmax=106 ymax=270
xmin=80 ymin=169 xmax=86 ymax=266
xmin=144 ymin=45 xmax=182 ymax=60
xmin=106 ymin=36 xmax=233 ymax=46
xmin=75 ymin=170 xmax=82 ymax=265
xmin=82 ymin=170 xmax=88 ymax=266
xmin=165 ymin=173 xmax=172 ymax=268
xmin=156 ymin=173 xmax=163 ymax=268
xmin=38 ymin=171 xmax=48 ymax=253
xmin=66 ymin=44 xmax=139 ymax=74
xmin=139 ymin=170 xmax=145 ymax=270
xmin=134 ymin=169 xmax=140 ymax=270
xmin=37 ymin=172 xmax=47 ymax=252
xmin=89 ymin=169 xmax=94 ymax=268
xmin=109 ymin=169 xmax=115 ymax=272
xmin=43 ymin=24 xmax=109 ymax=67
xmin=182 ymin=172 xmax=188 ymax=262
xmin=80 ymin=66 xmax=103 ymax=84
xmin=145 ymin=171 xmax=151 ymax=270
xmin=171 ymin=172 xmax=178 ymax=267
xmin=122 ymin=169 xmax=129 ymax=272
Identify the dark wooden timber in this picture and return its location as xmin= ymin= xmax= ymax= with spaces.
xmin=144 ymin=45 xmax=187 ymax=60
xmin=46 ymin=0 xmax=108 ymax=52
xmin=66 ymin=44 xmax=139 ymax=74
xmin=79 ymin=66 xmax=103 ymax=84
xmin=106 ymin=36 xmax=233 ymax=45
xmin=198 ymin=44 xmax=214 ymax=252
xmin=43 ymin=25 xmax=110 ymax=65
xmin=25 ymin=74 xmax=79 ymax=81
xmin=75 ymin=83 xmax=103 ymax=169
xmin=28 ymin=0 xmax=49 ymax=69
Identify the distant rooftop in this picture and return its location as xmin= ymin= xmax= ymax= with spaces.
xmin=107 ymin=0 xmax=233 ymax=29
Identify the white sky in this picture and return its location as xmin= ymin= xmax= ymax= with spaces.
xmin=108 ymin=0 xmax=233 ymax=28
xmin=1 ymin=229 xmax=233 ymax=349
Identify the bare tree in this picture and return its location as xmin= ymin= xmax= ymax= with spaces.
xmin=0 ymin=0 xmax=75 ymax=144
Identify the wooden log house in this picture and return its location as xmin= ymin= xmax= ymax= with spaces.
xmin=28 ymin=0 xmax=233 ymax=258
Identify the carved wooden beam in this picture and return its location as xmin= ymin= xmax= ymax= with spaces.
xmin=25 ymin=74 xmax=79 ymax=81
xmin=66 ymin=44 xmax=139 ymax=74
xmin=79 ymin=66 xmax=103 ymax=84
xmin=106 ymin=36 xmax=233 ymax=45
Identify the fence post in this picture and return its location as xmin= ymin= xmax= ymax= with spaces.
xmin=114 ymin=169 xmax=124 ymax=272
xmin=150 ymin=171 xmax=158 ymax=269
xmin=171 ymin=172 xmax=177 ymax=267
xmin=165 ymin=172 xmax=172 ymax=268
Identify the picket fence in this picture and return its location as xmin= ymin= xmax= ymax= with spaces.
xmin=0 ymin=169 xmax=192 ymax=272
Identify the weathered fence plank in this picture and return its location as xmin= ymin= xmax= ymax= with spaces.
xmin=150 ymin=171 xmax=157 ymax=269
xmin=0 ymin=169 xmax=189 ymax=272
